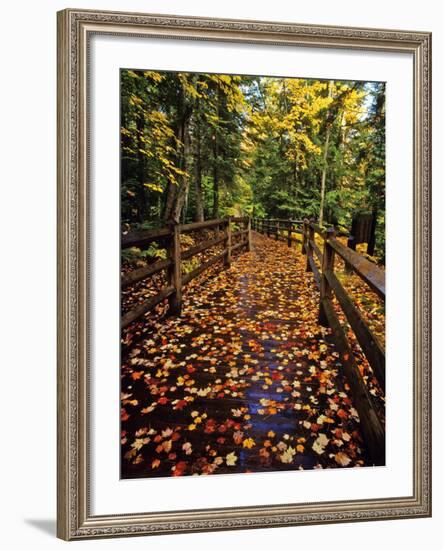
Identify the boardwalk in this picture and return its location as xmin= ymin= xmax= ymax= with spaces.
xmin=121 ymin=232 xmax=371 ymax=478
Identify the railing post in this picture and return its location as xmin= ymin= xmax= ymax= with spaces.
xmin=247 ymin=217 xmax=252 ymax=251
xmin=344 ymin=235 xmax=356 ymax=273
xmin=276 ymin=219 xmax=280 ymax=241
xmin=167 ymin=223 xmax=182 ymax=315
xmin=287 ymin=221 xmax=292 ymax=248
xmin=302 ymin=218 xmax=308 ymax=255
xmin=318 ymin=227 xmax=336 ymax=326
xmin=225 ymin=217 xmax=232 ymax=267
xmin=347 ymin=234 xmax=356 ymax=251
xmin=306 ymin=220 xmax=315 ymax=272
xmin=267 ymin=219 xmax=271 ymax=238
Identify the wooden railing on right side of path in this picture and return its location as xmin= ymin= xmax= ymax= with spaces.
xmin=254 ymin=217 xmax=386 ymax=466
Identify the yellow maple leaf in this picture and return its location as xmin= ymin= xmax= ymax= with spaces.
xmin=226 ymin=452 xmax=238 ymax=466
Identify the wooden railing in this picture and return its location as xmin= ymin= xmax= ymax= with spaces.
xmin=121 ymin=217 xmax=251 ymax=329
xmin=254 ymin=217 xmax=386 ymax=465
xmin=251 ymin=217 xmax=304 ymax=246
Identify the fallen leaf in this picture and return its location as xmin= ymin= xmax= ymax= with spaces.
xmin=335 ymin=452 xmax=352 ymax=466
xmin=226 ymin=452 xmax=238 ymax=466
xmin=280 ymin=446 xmax=296 ymax=463
xmin=243 ymin=438 xmax=256 ymax=449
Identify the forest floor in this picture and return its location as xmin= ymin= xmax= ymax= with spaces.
xmin=121 ymin=232 xmax=384 ymax=478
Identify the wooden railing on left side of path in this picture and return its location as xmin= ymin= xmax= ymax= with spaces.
xmin=121 ymin=217 xmax=251 ymax=329
xmin=254 ymin=217 xmax=386 ymax=466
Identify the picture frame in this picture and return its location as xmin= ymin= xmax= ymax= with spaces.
xmin=57 ymin=8 xmax=431 ymax=540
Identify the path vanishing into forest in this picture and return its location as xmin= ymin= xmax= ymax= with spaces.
xmin=121 ymin=232 xmax=377 ymax=478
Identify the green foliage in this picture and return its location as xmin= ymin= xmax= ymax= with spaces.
xmin=179 ymin=233 xmax=195 ymax=248
xmin=121 ymin=244 xmax=167 ymax=267
xmin=120 ymin=70 xmax=385 ymax=256
xmin=182 ymin=257 xmax=200 ymax=274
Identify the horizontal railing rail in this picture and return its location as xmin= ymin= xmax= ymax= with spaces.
xmin=251 ymin=217 xmax=303 ymax=247
xmin=121 ymin=258 xmax=172 ymax=288
xmin=179 ymin=217 xmax=228 ymax=233
xmin=121 ymin=227 xmax=172 ymax=249
xmin=121 ymin=217 xmax=251 ymax=328
xmin=328 ymin=239 xmax=385 ymax=298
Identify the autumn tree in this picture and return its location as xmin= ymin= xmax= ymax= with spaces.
xmin=120 ymin=70 xmax=385 ymax=257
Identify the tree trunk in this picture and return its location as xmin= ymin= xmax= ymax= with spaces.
xmin=367 ymin=207 xmax=377 ymax=256
xmin=163 ymin=180 xmax=177 ymax=222
xmin=163 ymin=76 xmax=197 ymax=224
xmin=318 ymin=80 xmax=333 ymax=227
xmin=172 ymin=115 xmax=191 ymax=223
xmin=194 ymin=105 xmax=204 ymax=222
xmin=337 ymin=110 xmax=346 ymax=191
xmin=318 ymin=126 xmax=331 ymax=227
xmin=135 ymin=114 xmax=148 ymax=223
xmin=212 ymin=83 xmax=220 ymax=219
xmin=212 ymin=148 xmax=219 ymax=218
xmin=292 ymin=160 xmax=298 ymax=200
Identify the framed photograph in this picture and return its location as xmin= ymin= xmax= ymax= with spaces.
xmin=57 ymin=8 xmax=431 ymax=540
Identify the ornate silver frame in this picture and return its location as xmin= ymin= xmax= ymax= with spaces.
xmin=57 ymin=8 xmax=431 ymax=540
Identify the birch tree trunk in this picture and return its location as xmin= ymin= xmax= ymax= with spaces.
xmin=318 ymin=80 xmax=333 ymax=227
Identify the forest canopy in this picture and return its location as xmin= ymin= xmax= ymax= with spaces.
xmin=120 ymin=70 xmax=385 ymax=254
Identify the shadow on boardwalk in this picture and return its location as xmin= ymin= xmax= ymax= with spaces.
xmin=121 ymin=232 xmax=370 ymax=478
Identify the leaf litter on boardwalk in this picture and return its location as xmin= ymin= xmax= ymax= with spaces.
xmin=121 ymin=233 xmax=384 ymax=478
